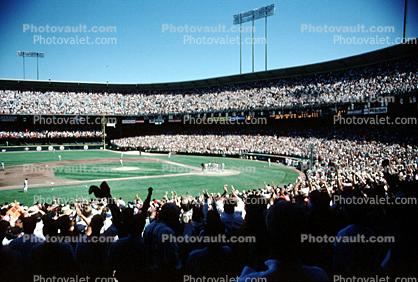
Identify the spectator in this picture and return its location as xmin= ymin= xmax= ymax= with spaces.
xmin=239 ymin=201 xmax=329 ymax=281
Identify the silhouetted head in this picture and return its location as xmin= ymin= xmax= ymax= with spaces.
xmin=266 ymin=201 xmax=306 ymax=260
xmin=205 ymin=210 xmax=224 ymax=236
xmin=0 ymin=220 xmax=10 ymax=240
xmin=159 ymin=203 xmax=180 ymax=229
xmin=244 ymin=195 xmax=267 ymax=228
xmin=192 ymin=204 xmax=204 ymax=222
xmin=56 ymin=215 xmax=71 ymax=236
xmin=22 ymin=216 xmax=37 ymax=234
xmin=120 ymin=207 xmax=136 ymax=236
xmin=223 ymin=198 xmax=237 ymax=214
xmin=90 ymin=214 xmax=104 ymax=236
xmin=309 ymin=190 xmax=331 ymax=210
xmin=42 ymin=213 xmax=58 ymax=237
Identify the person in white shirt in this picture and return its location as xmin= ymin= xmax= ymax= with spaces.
xmin=23 ymin=178 xmax=28 ymax=192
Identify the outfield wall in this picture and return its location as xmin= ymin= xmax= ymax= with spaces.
xmin=0 ymin=143 xmax=103 ymax=152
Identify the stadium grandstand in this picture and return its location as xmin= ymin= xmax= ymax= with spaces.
xmin=1 ymin=41 xmax=417 ymax=281
xmin=0 ymin=1 xmax=417 ymax=281
xmin=1 ymin=43 xmax=417 ymax=142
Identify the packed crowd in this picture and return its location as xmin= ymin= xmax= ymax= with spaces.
xmin=1 ymin=59 xmax=416 ymax=115
xmin=0 ymin=126 xmax=417 ymax=280
xmin=112 ymin=133 xmax=418 ymax=186
xmin=1 ymin=56 xmax=417 ymax=280
xmin=0 ymin=131 xmax=103 ymax=139
xmin=1 ymin=161 xmax=416 ymax=281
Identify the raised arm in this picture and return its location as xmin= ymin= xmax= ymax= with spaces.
xmin=135 ymin=187 xmax=153 ymax=234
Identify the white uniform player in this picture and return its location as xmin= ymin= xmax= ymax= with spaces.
xmin=268 ymin=158 xmax=271 ymax=167
xmin=168 ymin=152 xmax=171 ymax=158
xmin=1 ymin=161 xmax=4 ymax=170
xmin=120 ymin=158 xmax=124 ymax=166
xmin=23 ymin=178 xmax=28 ymax=192
xmin=58 ymin=155 xmax=62 ymax=161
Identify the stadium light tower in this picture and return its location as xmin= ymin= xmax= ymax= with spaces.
xmin=403 ymin=0 xmax=408 ymax=42
xmin=17 ymin=51 xmax=45 ymax=80
xmin=233 ymin=4 xmax=275 ymax=73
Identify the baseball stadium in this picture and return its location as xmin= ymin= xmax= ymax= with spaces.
xmin=0 ymin=1 xmax=417 ymax=281
xmin=0 ymin=149 xmax=299 ymax=205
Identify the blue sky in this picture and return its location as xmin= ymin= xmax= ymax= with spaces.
xmin=0 ymin=0 xmax=417 ymax=83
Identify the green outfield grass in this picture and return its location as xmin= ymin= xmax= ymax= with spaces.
xmin=54 ymin=161 xmax=191 ymax=180
xmin=0 ymin=150 xmax=299 ymax=205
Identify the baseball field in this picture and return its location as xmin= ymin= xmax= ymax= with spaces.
xmin=0 ymin=150 xmax=299 ymax=205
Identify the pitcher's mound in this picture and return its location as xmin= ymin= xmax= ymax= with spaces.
xmin=112 ymin=166 xmax=139 ymax=171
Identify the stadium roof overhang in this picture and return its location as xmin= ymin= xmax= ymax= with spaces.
xmin=0 ymin=41 xmax=417 ymax=93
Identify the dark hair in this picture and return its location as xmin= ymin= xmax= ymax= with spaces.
xmin=0 ymin=220 xmax=10 ymax=239
xmin=192 ymin=204 xmax=204 ymax=222
xmin=223 ymin=198 xmax=237 ymax=214
xmin=205 ymin=210 xmax=224 ymax=236
xmin=90 ymin=214 xmax=104 ymax=236
xmin=266 ymin=201 xmax=306 ymax=259
xmin=159 ymin=203 xmax=180 ymax=229
xmin=22 ymin=216 xmax=37 ymax=234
